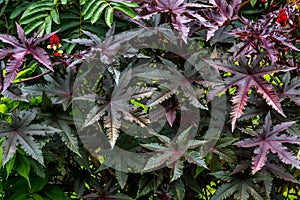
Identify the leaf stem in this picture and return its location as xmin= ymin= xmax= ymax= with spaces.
xmin=14 ymin=70 xmax=52 ymax=84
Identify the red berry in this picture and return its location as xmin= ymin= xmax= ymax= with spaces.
xmin=276 ymin=8 xmax=288 ymax=26
xmin=50 ymin=34 xmax=60 ymax=46
xmin=53 ymin=52 xmax=61 ymax=57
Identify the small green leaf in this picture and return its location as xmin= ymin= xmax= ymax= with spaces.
xmin=119 ymin=1 xmax=139 ymax=8
xmin=32 ymin=194 xmax=45 ymax=200
xmin=41 ymin=92 xmax=53 ymax=110
xmin=24 ymin=20 xmax=44 ymax=35
xmin=114 ymin=5 xmax=136 ymax=19
xmin=83 ymin=0 xmax=104 ymax=20
xmin=5 ymin=154 xmax=16 ymax=178
xmin=21 ymin=0 xmax=54 ymax=17
xmin=43 ymin=185 xmax=66 ymax=200
xmin=15 ymin=63 xmax=38 ymax=81
xmin=0 ymin=140 xmax=3 ymax=167
xmin=15 ymin=153 xmax=31 ymax=187
xmin=82 ymin=0 xmax=96 ymax=16
xmin=250 ymin=0 xmax=257 ymax=7
xmin=0 ymin=104 xmax=8 ymax=114
xmin=10 ymin=1 xmax=31 ymax=19
xmin=80 ymin=0 xmax=85 ymax=5
xmin=0 ymin=1 xmax=7 ymax=16
xmin=90 ymin=2 xmax=108 ymax=24
xmin=110 ymin=1 xmax=139 ymax=8
xmin=51 ymin=8 xmax=60 ymax=24
xmin=29 ymin=176 xmax=48 ymax=193
xmin=9 ymin=193 xmax=28 ymax=200
xmin=45 ymin=15 xmax=52 ymax=34
xmin=19 ymin=13 xmax=48 ymax=25
xmin=105 ymin=6 xmax=114 ymax=27
xmin=60 ymin=0 xmax=67 ymax=5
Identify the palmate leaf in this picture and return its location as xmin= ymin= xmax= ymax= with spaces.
xmin=228 ymin=10 xmax=300 ymax=63
xmin=23 ymin=68 xmax=75 ymax=111
xmin=38 ymin=111 xmax=80 ymax=155
xmin=82 ymin=68 xmax=154 ymax=147
xmin=0 ymin=109 xmax=60 ymax=166
xmin=137 ymin=174 xmax=163 ymax=198
xmin=235 ymin=113 xmax=300 ymax=173
xmin=210 ymin=171 xmax=269 ymax=200
xmin=199 ymin=0 xmax=241 ymax=40
xmin=0 ymin=22 xmax=55 ymax=91
xmin=82 ymin=180 xmax=134 ymax=200
xmin=66 ymin=27 xmax=143 ymax=64
xmin=143 ymin=126 xmax=207 ymax=181
xmin=137 ymin=0 xmax=210 ymax=41
xmin=206 ymin=53 xmax=294 ymax=131
xmin=135 ymin=58 xmax=207 ymax=110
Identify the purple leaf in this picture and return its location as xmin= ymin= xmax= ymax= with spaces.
xmin=137 ymin=0 xmax=210 ymax=41
xmin=235 ymin=113 xmax=300 ymax=173
xmin=0 ymin=109 xmax=60 ymax=166
xmin=166 ymin=109 xmax=176 ymax=127
xmin=206 ymin=54 xmax=293 ymax=131
xmin=229 ymin=9 xmax=299 ymax=63
xmin=30 ymin=47 xmax=52 ymax=70
xmin=0 ymin=23 xmax=55 ymax=91
xmin=3 ymin=52 xmax=26 ymax=91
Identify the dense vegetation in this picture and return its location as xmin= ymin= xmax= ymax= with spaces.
xmin=0 ymin=0 xmax=300 ymax=199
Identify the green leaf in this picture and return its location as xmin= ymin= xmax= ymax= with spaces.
xmin=137 ymin=175 xmax=163 ymax=198
xmin=170 ymin=179 xmax=185 ymax=200
xmin=90 ymin=2 xmax=108 ymax=24
xmin=250 ymin=0 xmax=257 ymax=7
xmin=114 ymin=5 xmax=136 ymax=19
xmin=43 ymin=185 xmax=66 ymax=200
xmin=45 ymin=15 xmax=52 ymax=34
xmin=10 ymin=1 xmax=31 ymax=19
xmin=41 ymin=92 xmax=53 ymax=110
xmin=5 ymin=154 xmax=15 ymax=178
xmin=119 ymin=2 xmax=139 ymax=8
xmin=84 ymin=0 xmax=105 ymax=20
xmin=60 ymin=0 xmax=67 ymax=4
xmin=15 ymin=63 xmax=38 ymax=81
xmin=32 ymin=194 xmax=45 ymax=200
xmin=105 ymin=6 xmax=114 ymax=27
xmin=19 ymin=13 xmax=48 ymax=25
xmin=50 ymin=8 xmax=60 ymax=24
xmin=82 ymin=0 xmax=96 ymax=16
xmin=0 ymin=139 xmax=3 ymax=166
xmin=9 ymin=193 xmax=28 ymax=200
xmin=0 ymin=1 xmax=7 ymax=16
xmin=0 ymin=104 xmax=8 ymax=114
xmin=29 ymin=176 xmax=48 ymax=193
xmin=21 ymin=0 xmax=54 ymax=17
xmin=24 ymin=20 xmax=44 ymax=35
xmin=80 ymin=0 xmax=85 ymax=5
xmin=15 ymin=153 xmax=31 ymax=187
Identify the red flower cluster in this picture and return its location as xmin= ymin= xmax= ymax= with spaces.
xmin=277 ymin=8 xmax=288 ymax=26
xmin=50 ymin=34 xmax=60 ymax=46
xmin=47 ymin=34 xmax=63 ymax=57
